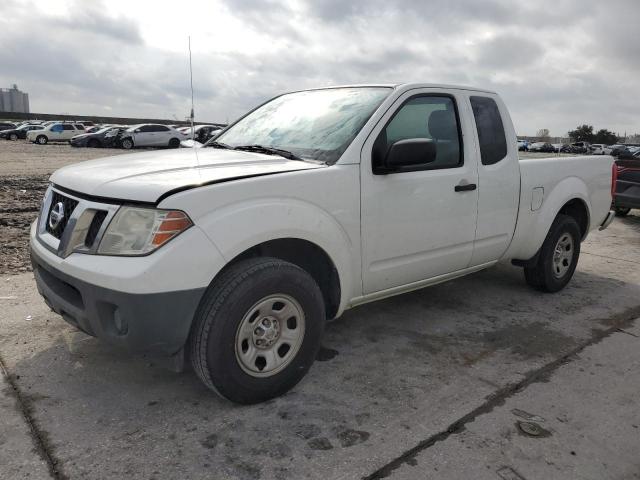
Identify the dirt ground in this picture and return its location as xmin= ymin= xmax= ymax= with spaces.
xmin=0 ymin=141 xmax=129 ymax=274
xmin=1 ymin=214 xmax=639 ymax=480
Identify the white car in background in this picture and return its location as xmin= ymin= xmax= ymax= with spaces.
xmin=27 ymin=122 xmax=86 ymax=144
xmin=590 ymin=144 xmax=605 ymax=155
xmin=120 ymin=124 xmax=187 ymax=149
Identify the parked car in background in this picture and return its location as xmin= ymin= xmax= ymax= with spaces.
xmin=529 ymin=142 xmax=556 ymax=153
xmin=26 ymin=122 xmax=86 ymax=144
xmin=602 ymin=145 xmax=615 ymax=155
xmin=183 ymin=124 xmax=223 ymax=144
xmin=517 ymin=139 xmax=529 ymax=151
xmin=119 ymin=124 xmax=187 ymax=149
xmin=628 ymin=146 xmax=640 ymax=155
xmin=30 ymin=83 xmax=615 ymax=403
xmin=570 ymin=142 xmax=590 ymax=154
xmin=70 ymin=126 xmax=127 ymax=148
xmin=0 ymin=124 xmax=43 ymax=140
xmin=590 ymin=144 xmax=605 ymax=155
xmin=16 ymin=120 xmax=43 ymax=127
xmin=611 ymin=145 xmax=630 ymax=157
xmin=0 ymin=122 xmax=16 ymax=131
xmin=613 ymin=158 xmax=640 ymax=216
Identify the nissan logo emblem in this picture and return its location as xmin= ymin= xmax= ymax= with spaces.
xmin=48 ymin=202 xmax=65 ymax=230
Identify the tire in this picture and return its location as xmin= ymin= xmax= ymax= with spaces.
xmin=36 ymin=135 xmax=48 ymax=145
xmin=524 ymin=214 xmax=581 ymax=293
xmin=9 ymin=133 xmax=18 ymax=141
xmin=88 ymin=139 xmax=101 ymax=148
xmin=615 ymin=207 xmax=631 ymax=217
xmin=121 ymin=137 xmax=134 ymax=150
xmin=189 ymin=257 xmax=325 ymax=404
xmin=168 ymin=137 xmax=180 ymax=148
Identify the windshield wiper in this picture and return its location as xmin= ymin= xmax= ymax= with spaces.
xmin=207 ymin=140 xmax=233 ymax=149
xmin=233 ymin=145 xmax=303 ymax=161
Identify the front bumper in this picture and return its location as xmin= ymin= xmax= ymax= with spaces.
xmin=69 ymin=138 xmax=87 ymax=147
xmin=31 ymin=246 xmax=205 ymax=355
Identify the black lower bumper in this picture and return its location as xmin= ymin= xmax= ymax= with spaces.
xmin=614 ymin=195 xmax=640 ymax=210
xmin=31 ymin=250 xmax=205 ymax=356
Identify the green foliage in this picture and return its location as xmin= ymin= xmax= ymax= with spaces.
xmin=568 ymin=124 xmax=595 ymax=142
xmin=593 ymin=129 xmax=618 ymax=145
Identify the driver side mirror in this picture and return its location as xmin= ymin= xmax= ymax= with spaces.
xmin=384 ymin=138 xmax=437 ymax=172
xmin=134 ymin=128 xmax=141 ymax=133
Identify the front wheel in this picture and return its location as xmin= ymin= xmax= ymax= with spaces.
xmin=615 ymin=207 xmax=631 ymax=217
xmin=189 ymin=257 xmax=325 ymax=404
xmin=121 ymin=137 xmax=134 ymax=149
xmin=524 ymin=214 xmax=581 ymax=293
xmin=36 ymin=135 xmax=48 ymax=145
xmin=168 ymin=137 xmax=180 ymax=148
xmin=9 ymin=133 xmax=18 ymax=141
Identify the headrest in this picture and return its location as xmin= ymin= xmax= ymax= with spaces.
xmin=428 ymin=110 xmax=457 ymax=141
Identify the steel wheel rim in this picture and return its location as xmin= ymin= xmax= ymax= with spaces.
xmin=552 ymin=232 xmax=574 ymax=278
xmin=235 ymin=294 xmax=306 ymax=378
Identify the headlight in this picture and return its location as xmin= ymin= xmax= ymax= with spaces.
xmin=97 ymin=206 xmax=193 ymax=256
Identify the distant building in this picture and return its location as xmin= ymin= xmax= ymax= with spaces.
xmin=0 ymin=84 xmax=30 ymax=113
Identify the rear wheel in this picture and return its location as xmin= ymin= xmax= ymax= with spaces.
xmin=9 ymin=133 xmax=18 ymax=141
xmin=121 ymin=137 xmax=134 ymax=149
xmin=524 ymin=214 xmax=581 ymax=293
xmin=36 ymin=135 xmax=48 ymax=145
xmin=189 ymin=257 xmax=325 ymax=404
xmin=615 ymin=207 xmax=631 ymax=217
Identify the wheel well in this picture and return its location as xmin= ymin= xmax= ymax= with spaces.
xmin=558 ymin=199 xmax=589 ymax=238
xmin=228 ymin=238 xmax=341 ymax=319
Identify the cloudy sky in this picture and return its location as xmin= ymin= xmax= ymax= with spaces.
xmin=1 ymin=0 xmax=638 ymax=136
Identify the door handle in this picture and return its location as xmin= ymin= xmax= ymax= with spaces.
xmin=454 ymin=182 xmax=477 ymax=192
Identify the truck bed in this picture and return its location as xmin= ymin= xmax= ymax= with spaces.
xmin=504 ymin=155 xmax=613 ymax=261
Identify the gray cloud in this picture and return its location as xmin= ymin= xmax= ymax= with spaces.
xmin=1 ymin=0 xmax=638 ymax=137
xmin=48 ymin=2 xmax=143 ymax=44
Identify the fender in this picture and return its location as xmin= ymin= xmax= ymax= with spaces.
xmin=196 ymin=197 xmax=356 ymax=314
xmin=504 ymin=176 xmax=592 ymax=261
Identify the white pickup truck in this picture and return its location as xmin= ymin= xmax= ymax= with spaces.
xmin=30 ymin=84 xmax=615 ymax=404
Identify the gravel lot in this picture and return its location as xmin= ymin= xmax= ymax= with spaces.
xmin=0 ymin=141 xmax=129 ymax=274
xmin=1 ymin=141 xmax=639 ymax=480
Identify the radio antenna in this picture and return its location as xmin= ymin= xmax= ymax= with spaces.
xmin=187 ymin=36 xmax=202 ymax=179
xmin=188 ymin=36 xmax=195 ymax=148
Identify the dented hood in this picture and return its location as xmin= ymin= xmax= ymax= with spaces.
xmin=50 ymin=148 xmax=325 ymax=203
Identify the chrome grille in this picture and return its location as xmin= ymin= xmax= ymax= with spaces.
xmin=37 ymin=186 xmax=120 ymax=258
xmin=45 ymin=191 xmax=79 ymax=239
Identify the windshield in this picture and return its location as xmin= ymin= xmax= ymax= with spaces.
xmin=213 ymin=87 xmax=392 ymax=163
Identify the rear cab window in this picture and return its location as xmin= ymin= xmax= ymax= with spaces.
xmin=470 ymin=96 xmax=508 ymax=165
